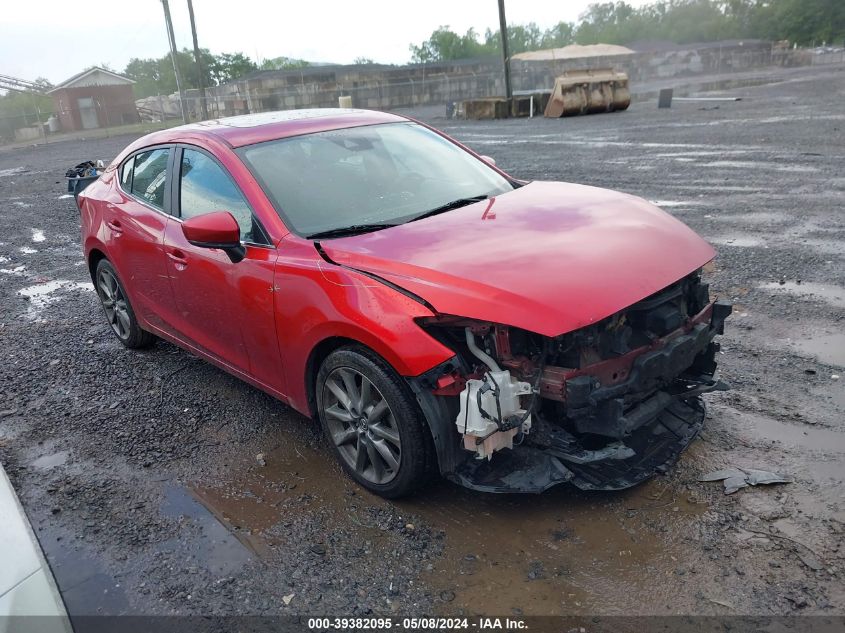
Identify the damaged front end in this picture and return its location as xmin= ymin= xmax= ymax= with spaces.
xmin=410 ymin=270 xmax=731 ymax=493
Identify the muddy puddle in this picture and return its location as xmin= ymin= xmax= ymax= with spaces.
xmin=795 ymin=332 xmax=845 ymax=368
xmin=189 ymin=440 xmax=394 ymax=553
xmin=159 ymin=484 xmax=254 ymax=574
xmin=734 ymin=408 xmax=845 ymax=453
xmin=32 ymin=522 xmax=130 ymax=617
xmin=186 ymin=434 xmax=711 ymax=616
xmin=29 ymin=450 xmax=69 ymax=470
xmin=709 ymin=234 xmax=844 ymax=256
xmin=396 ymin=479 xmax=708 ymax=616
xmin=710 ymin=235 xmax=768 ymax=248
xmin=714 ymin=405 xmax=845 ymax=507
xmin=759 ymin=281 xmax=845 ymax=310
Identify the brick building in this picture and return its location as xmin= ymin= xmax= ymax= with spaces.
xmin=48 ymin=67 xmax=139 ymax=132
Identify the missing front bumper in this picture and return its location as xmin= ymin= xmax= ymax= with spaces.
xmin=409 ymin=286 xmax=729 ymax=495
xmin=446 ymin=396 xmax=705 ymax=494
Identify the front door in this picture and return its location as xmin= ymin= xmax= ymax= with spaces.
xmin=162 ymin=146 xmax=285 ymax=393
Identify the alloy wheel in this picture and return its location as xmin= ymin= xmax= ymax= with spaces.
xmin=97 ymin=268 xmax=131 ymax=340
xmin=321 ymin=367 xmax=402 ymax=484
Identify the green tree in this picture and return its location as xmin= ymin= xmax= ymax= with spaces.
xmin=410 ymin=21 xmax=580 ymax=62
xmin=0 ymin=85 xmax=53 ymax=140
xmin=541 ymin=22 xmax=576 ymax=48
xmin=757 ymin=0 xmax=845 ymax=45
xmin=574 ymin=2 xmax=647 ymax=45
xmin=484 ymin=22 xmax=546 ymax=54
xmin=209 ymin=52 xmax=258 ymax=83
xmin=405 ymin=0 xmax=845 ymax=62
xmin=410 ymin=26 xmax=493 ymax=63
xmin=124 ymin=50 xmax=258 ymax=98
xmin=259 ymin=56 xmax=311 ymax=71
xmin=569 ymin=0 xmax=844 ymax=46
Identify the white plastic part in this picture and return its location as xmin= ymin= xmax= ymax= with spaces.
xmin=456 ymin=370 xmax=534 ymax=460
xmin=464 ymin=327 xmax=500 ymax=372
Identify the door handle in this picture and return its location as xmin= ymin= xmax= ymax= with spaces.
xmin=167 ymin=250 xmax=188 ymax=268
xmin=106 ymin=220 xmax=123 ymax=234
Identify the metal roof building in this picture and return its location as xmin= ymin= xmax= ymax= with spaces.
xmin=48 ymin=67 xmax=139 ymax=132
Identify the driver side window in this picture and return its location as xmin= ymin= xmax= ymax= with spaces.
xmin=179 ymin=148 xmax=263 ymax=243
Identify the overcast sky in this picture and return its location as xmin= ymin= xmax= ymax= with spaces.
xmin=2 ymin=0 xmax=653 ymax=84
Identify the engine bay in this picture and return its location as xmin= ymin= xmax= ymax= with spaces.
xmin=416 ymin=269 xmax=732 ymax=492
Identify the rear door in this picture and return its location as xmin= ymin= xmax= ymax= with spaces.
xmin=107 ymin=146 xmax=181 ymax=334
xmin=162 ymin=145 xmax=284 ymax=392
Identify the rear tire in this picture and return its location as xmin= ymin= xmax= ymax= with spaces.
xmin=316 ymin=346 xmax=432 ymax=498
xmin=94 ymin=259 xmax=156 ymax=349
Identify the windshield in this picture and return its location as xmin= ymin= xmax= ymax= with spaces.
xmin=238 ymin=122 xmax=514 ymax=237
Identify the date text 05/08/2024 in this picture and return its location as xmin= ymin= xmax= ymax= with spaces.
xmin=307 ymin=617 xmax=527 ymax=630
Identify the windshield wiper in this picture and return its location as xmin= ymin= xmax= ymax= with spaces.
xmin=306 ymin=223 xmax=398 ymax=240
xmin=409 ymin=195 xmax=488 ymax=223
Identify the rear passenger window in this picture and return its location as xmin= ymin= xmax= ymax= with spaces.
xmin=120 ymin=155 xmax=134 ymax=189
xmin=131 ymin=149 xmax=170 ymax=210
xmin=179 ymin=148 xmax=261 ymax=243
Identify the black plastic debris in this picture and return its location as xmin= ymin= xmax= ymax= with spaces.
xmin=700 ymin=467 xmax=792 ymax=494
xmin=66 ymin=160 xmax=103 ymax=197
xmin=65 ymin=161 xmax=99 ymax=179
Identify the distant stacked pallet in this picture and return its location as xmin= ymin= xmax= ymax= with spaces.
xmin=458 ymin=92 xmax=551 ymax=120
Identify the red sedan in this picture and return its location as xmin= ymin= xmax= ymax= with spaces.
xmin=78 ymin=109 xmax=730 ymax=497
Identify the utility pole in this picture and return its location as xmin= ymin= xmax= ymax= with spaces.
xmin=161 ymin=0 xmax=189 ymax=124
xmin=186 ymin=0 xmax=209 ymax=120
xmin=497 ymin=0 xmax=512 ymax=103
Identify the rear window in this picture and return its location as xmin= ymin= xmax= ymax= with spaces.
xmin=130 ymin=148 xmax=170 ymax=210
xmin=120 ymin=155 xmax=134 ymax=189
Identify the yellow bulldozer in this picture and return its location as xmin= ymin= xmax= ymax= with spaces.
xmin=544 ymin=68 xmax=630 ymax=118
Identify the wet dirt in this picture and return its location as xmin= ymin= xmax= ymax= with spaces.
xmin=399 ymin=481 xmax=709 ymax=616
xmin=185 ymin=437 xmax=712 ymax=616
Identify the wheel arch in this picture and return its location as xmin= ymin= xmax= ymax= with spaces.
xmin=304 ymin=335 xmax=359 ymax=418
xmin=87 ymin=247 xmax=108 ymax=284
xmin=304 ymin=335 xmax=460 ymax=479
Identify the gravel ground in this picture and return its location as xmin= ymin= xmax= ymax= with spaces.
xmin=0 ymin=64 xmax=843 ymax=620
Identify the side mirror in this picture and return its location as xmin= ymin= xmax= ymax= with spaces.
xmin=479 ymin=155 xmax=496 ymax=166
xmin=181 ymin=211 xmax=245 ymax=263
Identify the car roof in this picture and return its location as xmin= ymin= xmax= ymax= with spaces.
xmin=143 ymin=108 xmax=409 ymax=149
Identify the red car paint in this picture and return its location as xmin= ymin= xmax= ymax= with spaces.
xmin=181 ymin=211 xmax=241 ymax=245
xmin=79 ymin=109 xmax=714 ymax=421
xmin=321 ymin=181 xmax=715 ymax=337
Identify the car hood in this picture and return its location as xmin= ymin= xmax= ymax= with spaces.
xmin=320 ymin=181 xmax=716 ymax=337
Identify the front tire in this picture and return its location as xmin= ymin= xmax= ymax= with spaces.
xmin=94 ymin=259 xmax=155 ymax=349
xmin=316 ymin=346 xmax=432 ymax=498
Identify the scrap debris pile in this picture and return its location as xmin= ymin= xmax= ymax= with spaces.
xmin=65 ymin=160 xmax=102 ymax=179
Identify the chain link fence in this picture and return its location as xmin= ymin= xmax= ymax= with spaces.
xmin=0 ymin=99 xmax=177 ymax=146
xmin=1 ymin=46 xmax=838 ymax=147
xmin=142 ymin=47 xmax=822 ymax=122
